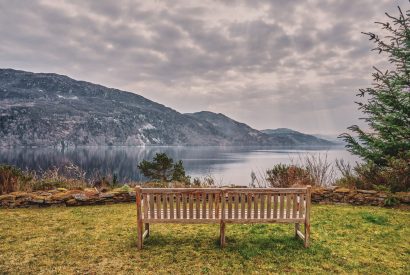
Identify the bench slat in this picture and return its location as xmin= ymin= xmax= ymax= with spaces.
xmin=240 ymin=194 xmax=245 ymax=219
xmin=196 ymin=193 xmax=200 ymax=219
xmin=286 ymin=194 xmax=291 ymax=219
xmin=143 ymin=194 xmax=149 ymax=220
xmin=292 ymin=194 xmax=298 ymax=219
xmin=266 ymin=194 xmax=271 ymax=219
xmin=203 ymin=193 xmax=207 ymax=219
xmin=149 ymin=194 xmax=155 ymax=219
xmin=234 ymin=194 xmax=239 ymax=219
xmin=182 ymin=193 xmax=187 ymax=219
xmin=156 ymin=194 xmax=161 ymax=219
xmin=247 ymin=193 xmax=252 ymax=219
xmin=209 ymin=193 xmax=214 ymax=219
xmin=189 ymin=193 xmax=194 ymax=219
xmin=253 ymin=193 xmax=259 ymax=219
xmin=215 ymin=193 xmax=220 ymax=219
xmin=227 ymin=194 xmax=232 ymax=219
xmin=163 ymin=194 xmax=168 ymax=219
xmin=299 ymin=194 xmax=305 ymax=218
xmin=176 ymin=193 xmax=181 ymax=219
xmin=273 ymin=194 xmax=278 ymax=219
xmin=170 ymin=194 xmax=174 ymax=219
xmin=279 ymin=194 xmax=284 ymax=219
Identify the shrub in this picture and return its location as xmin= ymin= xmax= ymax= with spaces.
xmin=0 ymin=163 xmax=89 ymax=194
xmin=299 ymin=153 xmax=335 ymax=187
xmin=266 ymin=164 xmax=313 ymax=188
xmin=0 ymin=165 xmax=32 ymax=194
xmin=336 ymin=153 xmax=410 ymax=192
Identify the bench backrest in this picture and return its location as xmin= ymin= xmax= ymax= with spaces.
xmin=136 ymin=187 xmax=311 ymax=223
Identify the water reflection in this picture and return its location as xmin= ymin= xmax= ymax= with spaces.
xmin=0 ymin=146 xmax=358 ymax=185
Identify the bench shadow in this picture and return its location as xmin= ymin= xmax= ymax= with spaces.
xmin=129 ymin=224 xmax=334 ymax=264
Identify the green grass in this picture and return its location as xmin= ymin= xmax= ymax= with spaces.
xmin=0 ymin=204 xmax=409 ymax=274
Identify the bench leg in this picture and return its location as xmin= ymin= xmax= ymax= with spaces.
xmin=295 ymin=223 xmax=300 ymax=237
xmin=145 ymin=223 xmax=150 ymax=238
xmin=304 ymin=221 xmax=310 ymax=248
xmin=220 ymin=221 xmax=226 ymax=248
xmin=137 ymin=219 xmax=143 ymax=250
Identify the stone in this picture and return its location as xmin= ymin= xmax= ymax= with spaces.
xmin=0 ymin=194 xmax=15 ymax=201
xmin=51 ymin=190 xmax=81 ymax=201
xmin=357 ymin=190 xmax=378 ymax=194
xmin=65 ymin=199 xmax=78 ymax=206
xmin=395 ymin=192 xmax=410 ymax=203
xmin=9 ymin=192 xmax=30 ymax=198
xmin=99 ymin=193 xmax=115 ymax=198
xmin=34 ymin=191 xmax=53 ymax=196
xmin=334 ymin=188 xmax=351 ymax=193
xmin=73 ymin=193 xmax=89 ymax=201
xmin=84 ymin=188 xmax=99 ymax=197
xmin=30 ymin=195 xmax=46 ymax=204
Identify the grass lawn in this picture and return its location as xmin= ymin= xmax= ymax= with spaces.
xmin=0 ymin=204 xmax=409 ymax=274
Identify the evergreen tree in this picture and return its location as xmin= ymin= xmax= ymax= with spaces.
xmin=137 ymin=153 xmax=189 ymax=183
xmin=340 ymin=5 xmax=410 ymax=166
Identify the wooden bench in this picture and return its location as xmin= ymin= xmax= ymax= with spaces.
xmin=135 ymin=186 xmax=311 ymax=249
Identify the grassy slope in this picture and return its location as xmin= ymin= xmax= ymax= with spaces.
xmin=0 ymin=204 xmax=409 ymax=274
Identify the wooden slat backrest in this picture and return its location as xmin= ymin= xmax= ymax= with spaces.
xmin=140 ymin=187 xmax=309 ymax=221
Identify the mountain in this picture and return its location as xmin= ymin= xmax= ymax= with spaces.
xmin=0 ymin=69 xmax=335 ymax=147
xmin=313 ymin=134 xmax=345 ymax=145
xmin=261 ymin=128 xmax=335 ymax=146
xmin=185 ymin=111 xmax=273 ymax=145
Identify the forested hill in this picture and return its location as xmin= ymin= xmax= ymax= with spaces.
xmin=0 ymin=69 xmax=334 ymax=147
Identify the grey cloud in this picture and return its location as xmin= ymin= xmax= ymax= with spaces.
xmin=0 ymin=0 xmax=408 ymax=134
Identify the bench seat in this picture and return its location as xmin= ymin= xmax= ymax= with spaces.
xmin=145 ymin=209 xmax=305 ymax=222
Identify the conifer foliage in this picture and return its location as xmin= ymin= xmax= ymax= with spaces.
xmin=340 ymin=5 xmax=410 ymax=166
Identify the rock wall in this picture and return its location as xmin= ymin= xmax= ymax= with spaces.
xmin=0 ymin=187 xmax=409 ymax=209
xmin=312 ymin=187 xmax=409 ymax=206
xmin=0 ymin=188 xmax=136 ymax=208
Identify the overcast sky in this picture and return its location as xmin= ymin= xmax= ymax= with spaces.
xmin=0 ymin=0 xmax=408 ymax=135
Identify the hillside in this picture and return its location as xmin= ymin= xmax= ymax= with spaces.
xmin=261 ymin=128 xmax=335 ymax=146
xmin=0 ymin=69 xmax=335 ymax=147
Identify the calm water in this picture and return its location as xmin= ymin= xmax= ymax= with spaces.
xmin=0 ymin=146 xmax=359 ymax=186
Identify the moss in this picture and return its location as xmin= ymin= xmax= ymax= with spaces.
xmin=0 ymin=204 xmax=409 ymax=274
